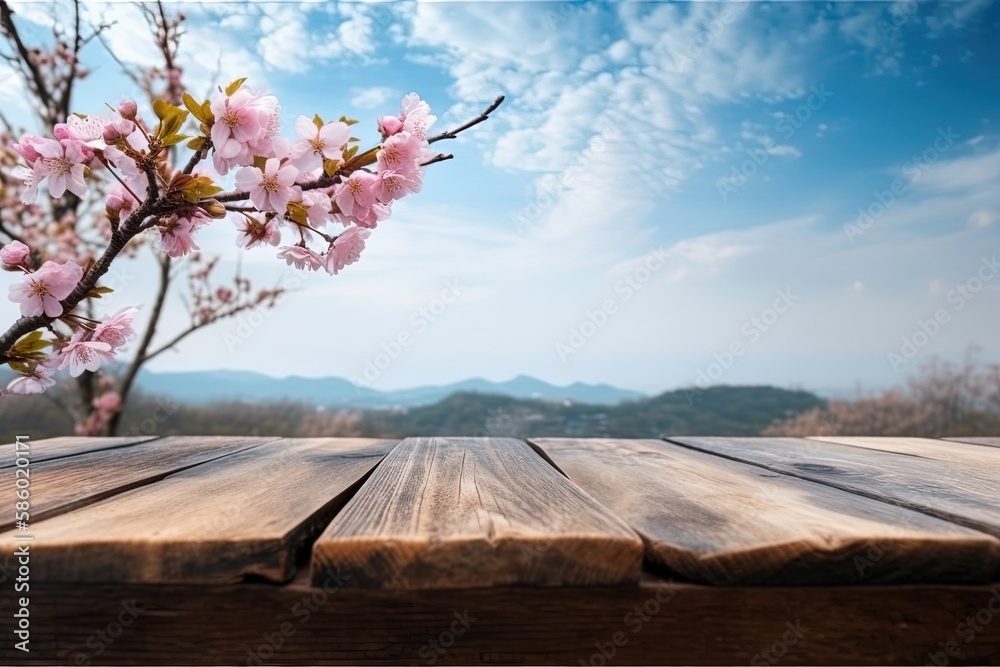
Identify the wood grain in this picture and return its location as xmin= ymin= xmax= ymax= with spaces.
xmin=809 ymin=436 xmax=1000 ymax=462
xmin=531 ymin=438 xmax=1000 ymax=584
xmin=0 ymin=438 xmax=397 ymax=584
xmin=944 ymin=436 xmax=1000 ymax=448
xmin=311 ymin=437 xmax=643 ymax=589
xmin=2 ymin=579 xmax=999 ymax=665
xmin=0 ymin=435 xmax=274 ymax=532
xmin=0 ymin=435 xmax=157 ymax=468
xmin=669 ymin=436 xmax=1000 ymax=539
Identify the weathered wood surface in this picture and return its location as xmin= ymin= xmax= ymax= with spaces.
xmin=0 ymin=435 xmax=274 ymax=532
xmin=531 ymin=438 xmax=1000 ymax=584
xmin=0 ymin=435 xmax=156 ymax=468
xmin=0 ymin=438 xmax=397 ymax=584
xmin=945 ymin=436 xmax=1000 ymax=448
xmin=810 ymin=436 xmax=1000 ymax=463
xmin=311 ymin=437 xmax=644 ymax=589
xmin=668 ymin=436 xmax=1000 ymax=539
xmin=2 ymin=579 xmax=998 ymax=665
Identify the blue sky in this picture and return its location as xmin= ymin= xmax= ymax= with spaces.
xmin=1 ymin=0 xmax=998 ymax=395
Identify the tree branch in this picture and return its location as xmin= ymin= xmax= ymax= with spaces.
xmin=0 ymin=0 xmax=55 ymax=116
xmin=0 ymin=197 xmax=159 ymax=363
xmin=428 ymin=96 xmax=504 ymax=145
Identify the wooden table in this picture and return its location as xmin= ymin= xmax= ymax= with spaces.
xmin=1 ymin=435 xmax=998 ymax=665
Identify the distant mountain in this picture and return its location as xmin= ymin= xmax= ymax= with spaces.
xmin=364 ymin=385 xmax=827 ymax=438
xmin=134 ymin=369 xmax=646 ymax=408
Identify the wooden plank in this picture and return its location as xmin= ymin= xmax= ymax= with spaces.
xmin=0 ymin=438 xmax=398 ymax=584
xmin=0 ymin=435 xmax=157 ymax=468
xmin=809 ymin=436 xmax=1000 ymax=462
xmin=0 ymin=435 xmax=275 ymax=532
xmin=311 ymin=437 xmax=644 ymax=589
xmin=944 ymin=436 xmax=1000 ymax=448
xmin=668 ymin=436 xmax=1000 ymax=539
xmin=531 ymin=438 xmax=1000 ymax=585
xmin=3 ymin=579 xmax=1000 ymax=665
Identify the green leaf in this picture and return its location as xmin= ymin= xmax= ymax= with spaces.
xmin=323 ymin=158 xmax=340 ymax=178
xmin=152 ymin=98 xmax=171 ymax=121
xmin=224 ymin=77 xmax=247 ymax=96
xmin=187 ymin=136 xmax=205 ymax=151
xmin=313 ymin=114 xmax=324 ymax=129
xmin=343 ymin=145 xmax=359 ymax=161
xmin=183 ymin=93 xmax=209 ymax=123
xmin=286 ymin=201 xmax=309 ymax=226
xmin=252 ymin=155 xmax=268 ymax=171
xmin=338 ymin=115 xmax=359 ymax=126
xmin=161 ymin=133 xmax=189 ymax=147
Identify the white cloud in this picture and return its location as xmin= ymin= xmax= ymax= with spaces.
xmin=351 ymin=86 xmax=397 ymax=110
xmin=968 ymin=209 xmax=998 ymax=229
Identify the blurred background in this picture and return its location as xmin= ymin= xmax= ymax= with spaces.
xmin=1 ymin=0 xmax=998 ymax=440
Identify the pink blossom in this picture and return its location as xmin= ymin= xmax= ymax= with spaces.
xmin=32 ymin=138 xmax=91 ymax=200
xmin=93 ymin=391 xmax=122 ymax=412
xmin=66 ymin=114 xmax=109 ymax=147
xmin=373 ymin=169 xmax=422 ymax=204
xmin=210 ymin=89 xmax=278 ymax=174
xmin=12 ymin=166 xmax=38 ymax=205
xmin=301 ymin=190 xmax=333 ymax=227
xmin=158 ymin=210 xmax=208 ymax=258
xmin=337 ymin=201 xmax=390 ymax=229
xmin=117 ymin=99 xmax=138 ymax=120
xmin=399 ymin=93 xmax=436 ymax=140
xmin=292 ymin=116 xmax=350 ymax=171
xmin=234 ymin=216 xmax=281 ymax=249
xmin=334 ymin=170 xmax=379 ymax=219
xmin=377 ymin=115 xmax=404 ymax=138
xmin=8 ymin=260 xmax=84 ymax=317
xmin=376 ymin=131 xmax=425 ymax=178
xmin=57 ymin=330 xmax=114 ymax=377
xmin=277 ymin=245 xmax=323 ymax=271
xmin=5 ymin=364 xmax=55 ymax=395
xmin=235 ymin=158 xmax=299 ymax=213
xmin=325 ymin=226 xmax=370 ymax=275
xmin=12 ymin=134 xmax=45 ymax=166
xmin=93 ymin=307 xmax=138 ymax=350
xmin=1 ymin=241 xmax=30 ymax=266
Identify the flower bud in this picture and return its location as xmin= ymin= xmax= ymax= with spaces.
xmin=117 ymin=98 xmax=138 ymax=120
xmin=106 ymin=195 xmax=125 ymax=211
xmin=377 ymin=115 xmax=404 ymax=137
xmin=53 ymin=123 xmax=75 ymax=141
xmin=103 ymin=123 xmax=124 ymax=144
xmin=0 ymin=240 xmax=30 ymax=266
xmin=200 ymin=200 xmax=227 ymax=219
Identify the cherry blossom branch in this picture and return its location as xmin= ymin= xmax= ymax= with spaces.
xmin=427 ymin=95 xmax=504 ymax=145
xmin=421 ymin=153 xmax=453 ymax=167
xmin=0 ymin=198 xmax=159 ymax=363
xmin=183 ymin=138 xmax=211 ymax=175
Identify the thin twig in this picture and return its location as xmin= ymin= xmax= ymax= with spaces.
xmin=428 ymin=96 xmax=504 ymax=144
